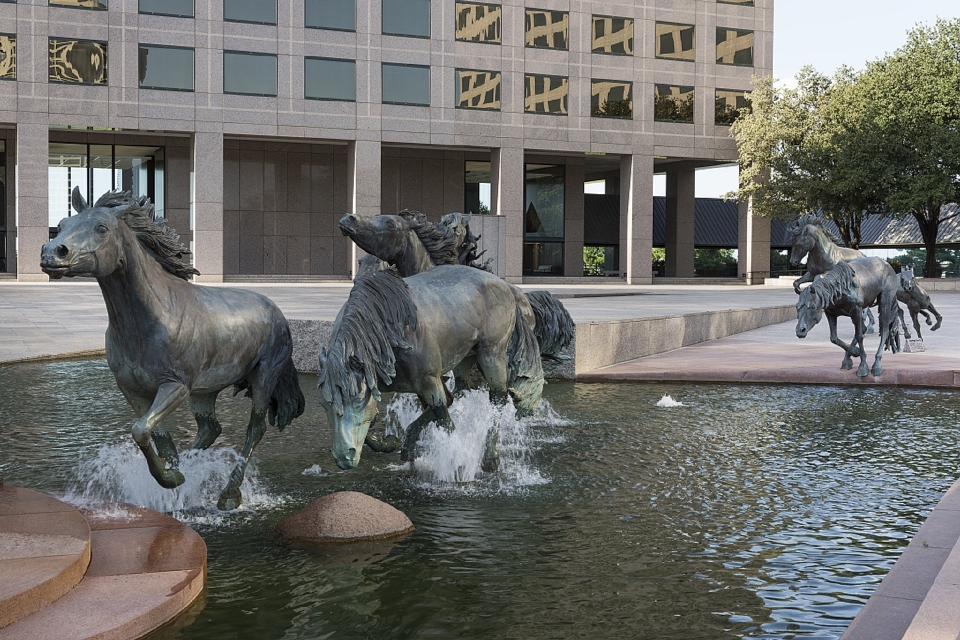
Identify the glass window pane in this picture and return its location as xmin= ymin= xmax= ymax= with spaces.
xmin=716 ymin=27 xmax=754 ymax=66
xmin=718 ymin=0 xmax=753 ymax=5
xmin=48 ymin=143 xmax=88 ymax=227
xmin=655 ymin=22 xmax=695 ymax=61
xmin=382 ymin=63 xmax=429 ymax=105
xmin=715 ymin=88 xmax=750 ymax=125
xmin=464 ymin=160 xmax=491 ymax=215
xmin=525 ymin=10 xmax=567 ymax=49
xmin=114 ymin=146 xmax=163 ymax=215
xmin=305 ymin=57 xmax=355 ymax=101
xmin=0 ymin=34 xmax=15 ymax=81
xmin=90 ymin=144 xmax=113 ymax=203
xmin=50 ymin=0 xmax=108 ymax=9
xmin=591 ymin=79 xmax=632 ymax=118
xmin=524 ymin=163 xmax=564 ymax=240
xmin=591 ymin=15 xmax=633 ymax=55
xmin=305 ymin=0 xmax=355 ymax=31
xmin=456 ymin=69 xmax=500 ymax=110
xmin=654 ymin=84 xmax=694 ymax=123
xmin=49 ymin=39 xmax=108 ymax=84
xmin=583 ymin=245 xmax=618 ymax=276
xmin=139 ymin=0 xmax=194 ymax=17
xmin=223 ymin=51 xmax=277 ymax=96
xmin=224 ymin=0 xmax=277 ymax=25
xmin=139 ymin=46 xmax=194 ymax=91
xmin=524 ymin=74 xmax=567 ymax=115
xmin=455 ymin=2 xmax=501 ymax=44
xmin=523 ymin=241 xmax=563 ymax=274
xmin=382 ymin=0 xmax=430 ymax=38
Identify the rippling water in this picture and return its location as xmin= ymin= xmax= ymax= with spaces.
xmin=2 ymin=359 xmax=959 ymax=639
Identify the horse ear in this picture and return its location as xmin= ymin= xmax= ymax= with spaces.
xmin=71 ymin=187 xmax=87 ymax=214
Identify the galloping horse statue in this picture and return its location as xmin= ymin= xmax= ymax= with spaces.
xmin=339 ymin=210 xmax=574 ymax=362
xmin=788 ymin=214 xmax=865 ymax=293
xmin=318 ymin=266 xmax=544 ymax=472
xmin=40 ymin=189 xmax=305 ymax=510
xmin=897 ymin=266 xmax=943 ymax=340
xmin=795 ymin=257 xmax=900 ymax=377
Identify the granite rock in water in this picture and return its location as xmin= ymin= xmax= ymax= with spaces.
xmin=274 ymin=491 xmax=413 ymax=542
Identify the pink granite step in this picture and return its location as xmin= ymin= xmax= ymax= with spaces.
xmin=0 ymin=486 xmax=91 ymax=629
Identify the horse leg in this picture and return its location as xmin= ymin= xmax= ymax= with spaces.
xmin=189 ymin=392 xmax=222 ymax=449
xmin=827 ymin=314 xmax=855 ymax=370
xmin=217 ymin=406 xmax=267 ymax=510
xmin=898 ymin=306 xmax=912 ymax=339
xmin=851 ymin=308 xmax=870 ymax=377
xmin=401 ymin=377 xmax=452 ymax=463
xmin=477 ymin=351 xmax=511 ymax=473
xmin=453 ymin=354 xmax=478 ymax=396
xmin=132 ymin=382 xmax=190 ymax=489
xmin=870 ymin=300 xmax=890 ymax=376
xmin=793 ymin=272 xmax=813 ymax=295
xmin=928 ymin=302 xmax=943 ymax=331
xmin=863 ymin=309 xmax=875 ymax=335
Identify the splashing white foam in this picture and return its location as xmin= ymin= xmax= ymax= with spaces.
xmin=656 ymin=394 xmax=684 ymax=408
xmin=63 ymin=441 xmax=286 ymax=519
xmin=379 ymin=390 xmax=566 ymax=490
xmin=301 ymin=464 xmax=324 ymax=477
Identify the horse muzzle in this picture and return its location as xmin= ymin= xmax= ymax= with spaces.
xmin=796 ymin=325 xmax=808 ymax=339
xmin=333 ymin=447 xmax=359 ymax=470
xmin=338 ymin=213 xmax=358 ymax=236
xmin=40 ymin=243 xmax=72 ymax=279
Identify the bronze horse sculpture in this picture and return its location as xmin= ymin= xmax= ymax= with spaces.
xmin=897 ymin=266 xmax=943 ymax=341
xmin=795 ymin=256 xmax=900 ymax=377
xmin=40 ymin=189 xmax=305 ymax=510
xmin=318 ymin=266 xmax=544 ymax=472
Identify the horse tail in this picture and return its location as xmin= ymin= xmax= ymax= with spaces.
xmin=269 ymin=355 xmax=306 ymax=431
xmin=524 ymin=291 xmax=575 ymax=361
xmin=507 ymin=299 xmax=545 ymax=418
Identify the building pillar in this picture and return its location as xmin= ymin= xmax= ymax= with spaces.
xmin=191 ymin=131 xmax=224 ymax=282
xmin=619 ymin=154 xmax=654 ymax=284
xmin=564 ymin=158 xmax=585 ymax=277
xmin=491 ymin=145 xmax=524 ymax=283
xmin=737 ymin=196 xmax=770 ymax=284
xmin=664 ymin=167 xmax=695 ymax=278
xmin=15 ymin=123 xmax=49 ymax=282
xmin=347 ymin=139 xmax=381 ymax=277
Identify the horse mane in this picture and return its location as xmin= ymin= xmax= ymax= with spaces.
xmin=318 ymin=270 xmax=418 ymax=414
xmin=91 ymin=190 xmax=200 ymax=280
xmin=806 ymin=260 xmax=857 ymax=308
xmin=786 ymin=213 xmax=843 ymax=246
xmin=441 ymin=211 xmax=490 ymax=270
xmin=397 ymin=210 xmax=461 ymax=266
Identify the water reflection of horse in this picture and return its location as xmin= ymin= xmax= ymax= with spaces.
xmin=795 ymin=257 xmax=900 ymax=377
xmin=40 ymin=188 xmax=304 ymax=510
xmin=897 ymin=266 xmax=943 ymax=340
xmin=318 ymin=266 xmax=544 ymax=472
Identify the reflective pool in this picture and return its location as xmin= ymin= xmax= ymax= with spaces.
xmin=1 ymin=359 xmax=958 ymax=639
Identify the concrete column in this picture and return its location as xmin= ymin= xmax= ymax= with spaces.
xmin=619 ymin=154 xmax=654 ymax=284
xmin=491 ymin=145 xmax=524 ymax=283
xmin=191 ymin=131 xmax=224 ymax=282
xmin=347 ymin=139 xmax=381 ymax=277
xmin=563 ymin=158 xmax=585 ymax=277
xmin=664 ymin=167 xmax=695 ymax=278
xmin=15 ymin=123 xmax=49 ymax=282
xmin=737 ymin=196 xmax=771 ymax=285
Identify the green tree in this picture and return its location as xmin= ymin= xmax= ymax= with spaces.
xmin=593 ymin=98 xmax=633 ymax=118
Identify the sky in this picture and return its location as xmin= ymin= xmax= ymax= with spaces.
xmin=687 ymin=0 xmax=959 ymax=199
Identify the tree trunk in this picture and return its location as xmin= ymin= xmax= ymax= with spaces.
xmin=914 ymin=209 xmax=941 ymax=277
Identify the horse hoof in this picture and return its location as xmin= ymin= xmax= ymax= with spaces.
xmin=481 ymin=453 xmax=500 ymax=473
xmin=872 ymin=365 xmax=883 ymax=377
xmin=841 ymin=362 xmax=853 ymax=371
xmin=159 ymin=469 xmax=185 ymax=489
xmin=217 ymin=491 xmax=241 ymax=511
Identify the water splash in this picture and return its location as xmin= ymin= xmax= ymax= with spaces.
xmin=657 ymin=394 xmax=685 ymax=408
xmin=380 ymin=390 xmax=566 ymax=490
xmin=63 ymin=440 xmax=286 ymax=520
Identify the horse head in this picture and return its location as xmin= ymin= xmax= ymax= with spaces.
xmin=318 ymin=346 xmax=380 ymax=470
xmin=40 ymin=187 xmax=128 ymax=279
xmin=795 ymin=286 xmax=824 ymax=338
xmin=789 ymin=225 xmax=815 ymax=268
xmin=899 ymin=266 xmax=915 ymax=293
xmin=339 ymin=212 xmax=410 ymax=263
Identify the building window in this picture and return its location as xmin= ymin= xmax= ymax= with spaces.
xmin=524 ymin=163 xmax=565 ymax=275
xmin=718 ymin=0 xmax=754 ymax=5
xmin=716 ymin=27 xmax=754 ymax=66
xmin=583 ymin=245 xmax=618 ymax=276
xmin=382 ymin=63 xmax=430 ymax=106
xmin=591 ymin=15 xmax=633 ymax=55
xmin=525 ymin=9 xmax=567 ymax=50
xmin=138 ymin=45 xmax=194 ymax=91
xmin=0 ymin=34 xmax=15 ymax=81
xmin=655 ymin=85 xmax=694 ymax=123
xmin=139 ymin=0 xmax=193 ymax=17
xmin=655 ymin=22 xmax=694 ymax=61
xmin=223 ymin=51 xmax=277 ymax=96
xmin=715 ymin=89 xmax=750 ymax=125
xmin=49 ymin=39 xmax=107 ymax=85
xmin=305 ymin=57 xmax=355 ymax=101
xmin=383 ymin=0 xmax=430 ymax=38
xmin=524 ymin=74 xmax=567 ymax=115
xmin=223 ymin=0 xmax=277 ymax=25
xmin=464 ymin=160 xmax=491 ymax=215
xmin=0 ymin=140 xmax=6 ymax=272
xmin=48 ymin=143 xmax=165 ymax=230
xmin=50 ymin=0 xmax=107 ymax=9
xmin=591 ymin=80 xmax=632 ymax=118
xmin=305 ymin=0 xmax=355 ymax=31
xmin=456 ymin=69 xmax=500 ymax=110
xmin=455 ymin=2 xmax=500 ymax=44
